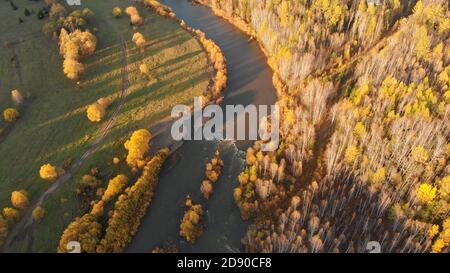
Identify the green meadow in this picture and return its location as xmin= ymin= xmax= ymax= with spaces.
xmin=0 ymin=0 xmax=212 ymax=252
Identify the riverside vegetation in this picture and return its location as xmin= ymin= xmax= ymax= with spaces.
xmin=197 ymin=0 xmax=450 ymax=253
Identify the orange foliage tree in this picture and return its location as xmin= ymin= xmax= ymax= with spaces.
xmin=124 ymin=129 xmax=152 ymax=168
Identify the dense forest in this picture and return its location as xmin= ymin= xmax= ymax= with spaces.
xmin=197 ymin=0 xmax=450 ymax=253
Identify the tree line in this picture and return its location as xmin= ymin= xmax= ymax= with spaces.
xmin=197 ymin=0 xmax=450 ymax=253
xmin=58 ymin=129 xmax=170 ymax=253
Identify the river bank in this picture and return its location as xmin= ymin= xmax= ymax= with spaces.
xmin=127 ymin=0 xmax=277 ymax=253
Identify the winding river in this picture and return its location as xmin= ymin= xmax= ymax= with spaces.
xmin=127 ymin=0 xmax=277 ymax=253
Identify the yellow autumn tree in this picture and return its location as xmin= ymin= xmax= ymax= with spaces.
xmin=113 ymin=157 xmax=120 ymax=165
xmin=125 ymin=6 xmax=138 ymax=16
xmin=90 ymin=201 xmax=105 ymax=217
xmin=112 ymin=7 xmax=122 ymax=18
xmin=353 ymin=122 xmax=367 ymax=137
xmin=442 ymin=221 xmax=450 ymax=245
xmin=345 ymin=145 xmax=360 ymax=164
xmin=2 ymin=207 xmax=20 ymax=222
xmin=132 ymin=32 xmax=146 ymax=49
xmin=11 ymin=89 xmax=24 ymax=104
xmin=40 ymin=164 xmax=58 ymax=181
xmin=59 ymin=29 xmax=96 ymax=81
xmin=135 ymin=37 xmax=146 ymax=49
xmin=57 ymin=213 xmax=102 ymax=253
xmin=139 ymin=63 xmax=149 ymax=75
xmin=200 ymin=180 xmax=213 ymax=200
xmin=102 ymin=174 xmax=128 ymax=202
xmin=414 ymin=26 xmax=430 ymax=60
xmin=11 ymin=191 xmax=29 ymax=210
xmin=371 ymin=167 xmax=386 ymax=184
xmin=86 ymin=103 xmax=106 ymax=122
xmin=432 ymin=238 xmax=446 ymax=253
xmin=429 ymin=225 xmax=440 ymax=239
xmin=180 ymin=197 xmax=204 ymax=243
xmin=125 ymin=6 xmax=142 ymax=25
xmin=411 ymin=146 xmax=429 ymax=163
xmin=73 ymin=30 xmax=97 ymax=56
xmin=416 ymin=183 xmax=437 ymax=205
xmin=432 ymin=218 xmax=450 ymax=253
xmin=3 ymin=108 xmax=20 ymax=122
xmin=124 ymin=129 xmax=152 ymax=168
xmin=63 ymin=58 xmax=84 ymax=81
xmin=132 ymin=32 xmax=144 ymax=43
xmin=86 ymin=97 xmax=110 ymax=122
xmin=438 ymin=175 xmax=450 ymax=198
xmin=279 ymin=1 xmax=292 ymax=26
xmin=233 ymin=188 xmax=242 ymax=202
xmin=32 ymin=207 xmax=45 ymax=222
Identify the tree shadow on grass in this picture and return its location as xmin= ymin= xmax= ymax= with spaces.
xmin=33 ymin=40 xmax=208 ymax=136
xmin=127 ymin=34 xmax=194 ymax=63
xmin=119 ymin=66 xmax=210 ymax=111
xmin=33 ymin=58 xmax=211 ymax=170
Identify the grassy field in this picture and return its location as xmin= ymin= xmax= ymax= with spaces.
xmin=0 ymin=0 xmax=212 ymax=252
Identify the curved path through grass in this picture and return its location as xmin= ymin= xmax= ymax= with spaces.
xmin=1 ymin=0 xmax=212 ymax=252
